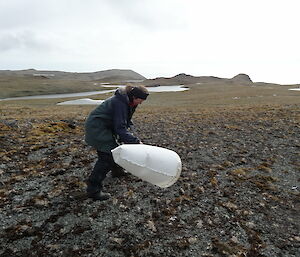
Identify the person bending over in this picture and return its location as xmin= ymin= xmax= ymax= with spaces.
xmin=85 ymin=85 xmax=149 ymax=201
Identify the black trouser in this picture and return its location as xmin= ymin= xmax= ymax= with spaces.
xmin=86 ymin=151 xmax=123 ymax=195
xmin=86 ymin=151 xmax=121 ymax=195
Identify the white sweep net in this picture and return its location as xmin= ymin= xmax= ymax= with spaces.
xmin=111 ymin=144 xmax=182 ymax=188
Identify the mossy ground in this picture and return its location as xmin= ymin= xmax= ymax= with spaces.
xmin=0 ymin=83 xmax=299 ymax=256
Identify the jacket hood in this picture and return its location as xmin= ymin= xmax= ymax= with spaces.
xmin=115 ymin=88 xmax=129 ymax=104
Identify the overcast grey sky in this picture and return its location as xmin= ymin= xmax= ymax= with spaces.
xmin=0 ymin=0 xmax=299 ymax=84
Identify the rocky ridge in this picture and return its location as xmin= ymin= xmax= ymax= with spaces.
xmin=142 ymin=73 xmax=253 ymax=86
xmin=231 ymin=74 xmax=253 ymax=83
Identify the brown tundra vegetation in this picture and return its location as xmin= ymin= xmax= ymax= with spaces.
xmin=0 ymin=81 xmax=299 ymax=256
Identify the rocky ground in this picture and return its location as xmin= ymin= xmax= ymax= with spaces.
xmin=0 ymin=104 xmax=299 ymax=257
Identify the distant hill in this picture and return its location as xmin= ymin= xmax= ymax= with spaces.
xmin=142 ymin=73 xmax=254 ymax=86
xmin=2 ymin=69 xmax=298 ymax=99
xmin=0 ymin=69 xmax=146 ymax=98
xmin=0 ymin=69 xmax=146 ymax=82
xmin=231 ymin=73 xmax=253 ymax=83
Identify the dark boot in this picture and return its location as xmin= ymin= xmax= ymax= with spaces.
xmin=88 ymin=191 xmax=111 ymax=201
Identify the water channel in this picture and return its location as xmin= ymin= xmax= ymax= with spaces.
xmin=0 ymin=85 xmax=189 ymax=103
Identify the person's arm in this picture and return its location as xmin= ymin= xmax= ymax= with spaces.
xmin=112 ymin=101 xmax=140 ymax=144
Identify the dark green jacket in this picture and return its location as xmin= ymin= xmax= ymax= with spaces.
xmin=85 ymin=89 xmax=140 ymax=153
